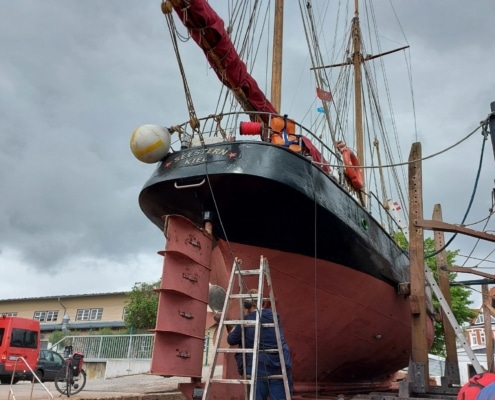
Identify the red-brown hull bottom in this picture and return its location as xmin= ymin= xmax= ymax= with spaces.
xmin=210 ymin=239 xmax=434 ymax=393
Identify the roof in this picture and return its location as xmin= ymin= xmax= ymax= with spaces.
xmin=0 ymin=292 xmax=128 ymax=302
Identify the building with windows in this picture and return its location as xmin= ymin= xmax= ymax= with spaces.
xmin=456 ymin=305 xmax=495 ymax=384
xmin=0 ymin=292 xmax=129 ymax=345
xmin=0 ymin=292 xmax=220 ymax=379
xmin=465 ymin=306 xmax=495 ymax=347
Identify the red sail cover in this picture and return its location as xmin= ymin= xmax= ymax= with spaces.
xmin=171 ymin=0 xmax=277 ymax=115
xmin=171 ymin=0 xmax=329 ymax=172
xmin=301 ymin=137 xmax=331 ymax=173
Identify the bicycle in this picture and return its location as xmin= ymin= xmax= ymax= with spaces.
xmin=54 ymin=346 xmax=87 ymax=397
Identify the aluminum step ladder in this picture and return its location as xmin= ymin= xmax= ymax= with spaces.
xmin=424 ymin=264 xmax=483 ymax=373
xmin=202 ymin=255 xmax=291 ymax=400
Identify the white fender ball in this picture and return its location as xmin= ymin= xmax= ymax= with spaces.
xmin=130 ymin=124 xmax=171 ymax=163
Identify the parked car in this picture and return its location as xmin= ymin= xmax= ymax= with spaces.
xmin=34 ymin=349 xmax=64 ymax=382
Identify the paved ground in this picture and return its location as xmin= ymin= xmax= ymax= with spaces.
xmin=2 ymin=373 xmax=193 ymax=400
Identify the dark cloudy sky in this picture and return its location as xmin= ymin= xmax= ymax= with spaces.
xmin=1 ymin=1 xmax=494 ymax=306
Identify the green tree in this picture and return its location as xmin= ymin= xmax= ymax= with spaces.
xmin=396 ymin=233 xmax=476 ymax=356
xmin=124 ymin=280 xmax=161 ymax=331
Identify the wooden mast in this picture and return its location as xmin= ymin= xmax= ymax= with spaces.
xmin=310 ymin=1 xmax=409 ymax=207
xmin=352 ymin=0 xmax=364 ymax=178
xmin=270 ymin=0 xmax=284 ymax=113
xmin=351 ymin=0 xmax=367 ymax=206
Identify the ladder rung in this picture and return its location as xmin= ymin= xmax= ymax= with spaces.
xmin=234 ymin=269 xmax=262 ymax=275
xmin=216 ymin=348 xmax=254 ymax=354
xmin=215 ymin=348 xmax=279 ymax=354
xmin=257 ymin=375 xmax=285 ymax=380
xmin=229 ymin=294 xmax=273 ymax=303
xmin=222 ymin=320 xmax=275 ymax=328
xmin=210 ymin=378 xmax=252 ymax=384
xmin=223 ymin=320 xmax=257 ymax=326
xmin=229 ymin=293 xmax=265 ymax=299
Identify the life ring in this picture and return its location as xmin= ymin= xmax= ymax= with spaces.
xmin=340 ymin=146 xmax=365 ymax=190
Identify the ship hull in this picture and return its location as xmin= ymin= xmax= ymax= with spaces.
xmin=139 ymin=140 xmax=431 ymax=389
xmin=211 ymin=240 xmax=423 ymax=391
xmin=140 ymin=141 xmax=408 ymax=285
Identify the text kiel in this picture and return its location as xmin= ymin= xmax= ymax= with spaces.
xmin=167 ymin=147 xmax=233 ymax=166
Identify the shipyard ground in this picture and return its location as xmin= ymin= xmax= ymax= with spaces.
xmin=1 ymin=372 xmax=458 ymax=400
xmin=1 ymin=373 xmax=185 ymax=400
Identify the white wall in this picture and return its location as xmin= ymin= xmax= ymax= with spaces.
xmin=457 ymin=348 xmax=488 ymax=385
xmin=104 ymin=359 xmax=151 ymax=379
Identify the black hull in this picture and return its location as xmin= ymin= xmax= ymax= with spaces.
xmin=139 ymin=141 xmax=409 ymax=287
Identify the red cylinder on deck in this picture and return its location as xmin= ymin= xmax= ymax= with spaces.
xmin=239 ymin=121 xmax=263 ymax=135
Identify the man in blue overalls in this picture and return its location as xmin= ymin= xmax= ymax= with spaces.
xmin=227 ymin=289 xmax=293 ymax=400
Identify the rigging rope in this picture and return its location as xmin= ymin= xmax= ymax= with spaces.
xmin=424 ymin=120 xmax=490 ymax=259
xmin=162 ymin=2 xmax=201 ymax=134
xmin=311 ymin=116 xmax=487 ymax=169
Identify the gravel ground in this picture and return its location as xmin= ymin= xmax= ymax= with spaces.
xmin=1 ymin=372 xmax=203 ymax=400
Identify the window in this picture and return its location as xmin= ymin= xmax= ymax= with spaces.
xmin=122 ymin=307 xmax=127 ymax=320
xmin=10 ymin=328 xmax=38 ymax=349
xmin=1 ymin=312 xmax=17 ymax=317
xmin=33 ymin=310 xmax=59 ymax=322
xmin=41 ymin=350 xmax=64 ymax=365
xmin=76 ymin=308 xmax=103 ymax=321
xmin=480 ymin=330 xmax=486 ymax=344
xmin=475 ymin=313 xmax=484 ymax=325
xmin=470 ymin=330 xmax=478 ymax=346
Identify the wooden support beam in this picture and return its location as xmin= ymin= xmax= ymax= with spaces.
xmin=432 ymin=204 xmax=460 ymax=385
xmin=414 ymin=219 xmax=495 ymax=242
xmin=482 ymin=285 xmax=495 ymax=372
xmin=408 ymin=142 xmax=429 ymax=393
xmin=445 ymin=265 xmax=495 ymax=280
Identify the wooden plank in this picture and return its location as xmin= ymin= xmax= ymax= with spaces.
xmin=482 ymin=284 xmax=495 ymax=372
xmin=408 ymin=142 xmax=429 ymax=393
xmin=414 ymin=219 xmax=495 ymax=242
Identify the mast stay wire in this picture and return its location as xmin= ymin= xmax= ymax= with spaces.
xmin=424 ymin=120 xmax=490 ymax=259
xmin=298 ymin=0 xmax=351 ymax=151
xmin=365 ymin=2 xmax=409 ymax=218
xmin=300 ymin=1 xmax=344 ymax=391
xmin=361 ymin=61 xmax=409 ymax=218
xmin=207 ymin=2 xmax=273 ymax=144
xmin=215 ymin=1 xmax=269 ymax=127
xmin=460 ymin=217 xmax=494 ymax=268
xmin=298 ymin=0 xmax=340 ymax=152
xmin=318 ymin=118 xmax=486 ymax=170
xmin=459 ymin=188 xmax=495 ymax=268
xmin=387 ymin=0 xmax=419 ymax=144
xmin=163 ymin=8 xmax=201 ymax=135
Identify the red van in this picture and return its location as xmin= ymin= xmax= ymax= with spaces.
xmin=0 ymin=316 xmax=40 ymax=384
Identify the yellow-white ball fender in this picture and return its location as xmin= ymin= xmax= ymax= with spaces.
xmin=130 ymin=124 xmax=171 ymax=163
